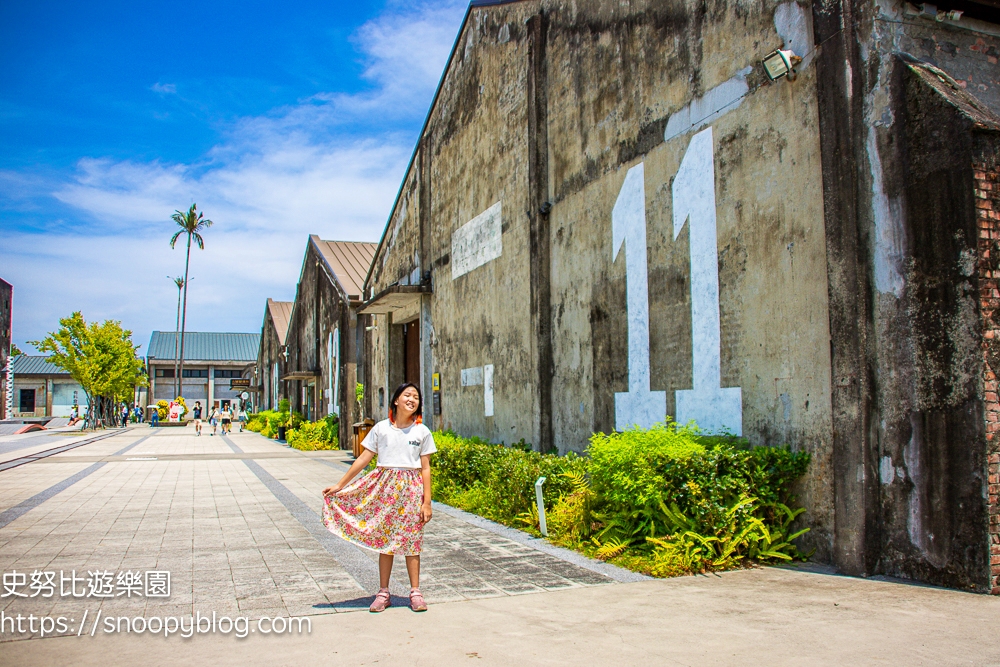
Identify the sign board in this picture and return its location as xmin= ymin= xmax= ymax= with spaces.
xmin=230 ymin=378 xmax=251 ymax=389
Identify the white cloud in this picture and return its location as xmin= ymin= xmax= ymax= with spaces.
xmin=2 ymin=0 xmax=468 ymax=350
xmin=151 ymin=82 xmax=177 ymax=94
xmin=340 ymin=0 xmax=468 ymax=112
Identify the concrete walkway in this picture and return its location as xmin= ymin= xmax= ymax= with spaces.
xmin=1 ymin=426 xmax=998 ymax=665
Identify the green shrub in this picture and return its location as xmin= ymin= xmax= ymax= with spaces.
xmin=246 ymin=408 xmax=308 ymax=440
xmin=587 ymin=421 xmax=809 ymax=544
xmin=431 ymin=431 xmax=586 ymax=525
xmin=429 ymin=421 xmax=811 ymax=578
xmin=286 ymin=414 xmax=339 ymax=451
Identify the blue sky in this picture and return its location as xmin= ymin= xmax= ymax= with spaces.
xmin=0 ymin=0 xmax=467 ymax=353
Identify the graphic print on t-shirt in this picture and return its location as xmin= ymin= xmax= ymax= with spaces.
xmin=361 ymin=420 xmax=437 ymax=469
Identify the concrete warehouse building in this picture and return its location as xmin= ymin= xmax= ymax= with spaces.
xmin=359 ymin=0 xmax=1000 ymax=593
xmin=258 ymin=298 xmax=292 ymax=413
xmin=269 ymin=236 xmax=377 ymax=445
xmin=146 ymin=332 xmax=259 ymax=410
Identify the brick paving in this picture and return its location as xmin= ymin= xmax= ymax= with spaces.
xmin=0 ymin=426 xmax=629 ymax=640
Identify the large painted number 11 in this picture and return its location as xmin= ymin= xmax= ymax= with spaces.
xmin=614 ymin=126 xmax=742 ymax=434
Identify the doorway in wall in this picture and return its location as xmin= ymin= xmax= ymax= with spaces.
xmin=19 ymin=388 xmax=35 ymax=413
xmin=304 ymin=383 xmax=315 ymax=421
xmin=403 ymin=321 xmax=420 ymax=386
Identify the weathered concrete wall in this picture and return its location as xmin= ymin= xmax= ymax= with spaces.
xmin=257 ymin=304 xmax=285 ymax=412
xmin=362 ymin=0 xmax=1000 ymax=590
xmin=862 ymin=60 xmax=995 ymax=590
xmin=368 ymin=167 xmax=428 ymax=425
xmin=364 ymin=0 xmax=836 ymax=559
xmin=813 ymin=0 xmax=1000 ymax=590
xmin=540 ymin=3 xmax=834 ymax=562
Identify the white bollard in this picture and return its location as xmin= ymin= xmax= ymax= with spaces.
xmin=535 ymin=476 xmax=547 ymax=537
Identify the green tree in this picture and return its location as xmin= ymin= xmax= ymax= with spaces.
xmin=30 ymin=312 xmax=147 ymax=429
xmin=169 ymin=203 xmax=212 ymax=392
xmin=9 ymin=343 xmax=23 ymax=357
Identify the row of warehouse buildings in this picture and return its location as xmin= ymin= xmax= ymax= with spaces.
xmin=259 ymin=0 xmax=1000 ymax=595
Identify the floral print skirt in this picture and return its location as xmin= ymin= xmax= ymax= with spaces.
xmin=323 ymin=467 xmax=425 ymax=555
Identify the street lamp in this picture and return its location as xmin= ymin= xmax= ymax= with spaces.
xmin=762 ymin=49 xmax=802 ymax=81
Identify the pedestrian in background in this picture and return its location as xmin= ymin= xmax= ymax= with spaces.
xmin=322 ymin=382 xmax=435 ymax=613
xmin=193 ymin=401 xmax=203 ymax=436
xmin=220 ymin=404 xmax=232 ymax=435
xmin=150 ymin=407 xmax=159 ymax=427
xmin=210 ymin=406 xmax=220 ymax=436
xmin=238 ymin=404 xmax=247 ymax=432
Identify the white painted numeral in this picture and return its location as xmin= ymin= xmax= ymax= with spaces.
xmin=613 ymin=163 xmax=666 ymax=430
xmin=672 ymin=127 xmax=742 ymax=434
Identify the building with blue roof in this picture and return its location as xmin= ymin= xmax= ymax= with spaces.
xmin=9 ymin=355 xmax=84 ymax=418
xmin=147 ymin=331 xmax=260 ymax=410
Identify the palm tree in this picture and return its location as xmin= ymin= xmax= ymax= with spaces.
xmin=170 ymin=204 xmax=213 ymax=397
xmin=169 ymin=276 xmax=185 ymax=397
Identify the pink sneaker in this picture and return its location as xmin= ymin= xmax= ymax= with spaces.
xmin=369 ymin=588 xmax=391 ymax=613
xmin=409 ymin=588 xmax=428 ymax=612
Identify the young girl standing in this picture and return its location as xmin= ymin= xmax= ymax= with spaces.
xmin=322 ymin=382 xmax=436 ymax=612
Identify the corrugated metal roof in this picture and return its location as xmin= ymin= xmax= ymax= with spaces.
xmin=11 ymin=355 xmax=70 ymax=376
xmin=267 ymin=299 xmax=293 ymax=346
xmin=312 ymin=237 xmax=377 ymax=300
xmin=147 ymin=332 xmax=260 ymax=362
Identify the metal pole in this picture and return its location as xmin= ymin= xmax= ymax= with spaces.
xmin=535 ymin=476 xmax=547 ymax=537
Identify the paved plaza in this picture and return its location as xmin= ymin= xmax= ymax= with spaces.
xmin=0 ymin=426 xmax=999 ymax=665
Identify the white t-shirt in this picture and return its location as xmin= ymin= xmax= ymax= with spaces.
xmin=361 ymin=419 xmax=436 ymax=469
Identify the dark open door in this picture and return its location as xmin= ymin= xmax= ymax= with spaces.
xmin=403 ymin=322 xmax=420 ymax=386
xmin=19 ymin=389 xmax=35 ymax=413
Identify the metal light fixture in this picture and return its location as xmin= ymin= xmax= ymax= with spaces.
xmin=762 ymin=49 xmax=802 ymax=81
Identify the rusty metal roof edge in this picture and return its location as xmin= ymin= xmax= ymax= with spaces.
xmin=316 ymin=238 xmax=377 ymax=298
xmin=265 ymin=298 xmax=293 ymax=346
xmin=310 ymin=235 xmax=349 ymax=302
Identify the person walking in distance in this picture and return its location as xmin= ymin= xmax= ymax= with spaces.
xmin=322 ymin=382 xmax=436 ymax=613
xmin=220 ymin=404 xmax=232 ymax=435
xmin=192 ymin=401 xmax=203 ymax=436
xmin=238 ymin=403 xmax=247 ymax=432
xmin=210 ymin=405 xmax=220 ymax=436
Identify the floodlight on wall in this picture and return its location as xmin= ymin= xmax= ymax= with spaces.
xmin=762 ymin=49 xmax=802 ymax=82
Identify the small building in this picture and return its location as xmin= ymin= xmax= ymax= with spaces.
xmin=10 ymin=355 xmax=84 ymax=418
xmin=276 ymin=236 xmax=376 ymax=445
xmin=257 ymin=299 xmax=292 ymax=412
xmin=0 ymin=278 xmax=10 ymax=419
xmin=146 ymin=332 xmax=260 ymax=410
xmin=360 ymin=0 xmax=1000 ymax=594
